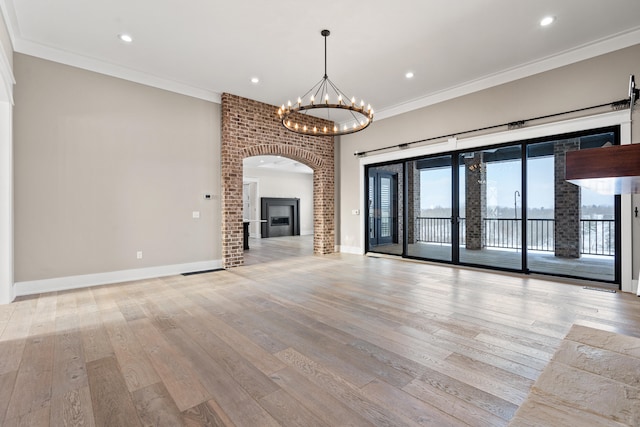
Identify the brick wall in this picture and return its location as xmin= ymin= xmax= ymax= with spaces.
xmin=221 ymin=93 xmax=335 ymax=268
xmin=407 ymin=161 xmax=419 ymax=244
xmin=465 ymin=153 xmax=487 ymax=250
xmin=554 ymin=138 xmax=581 ymax=258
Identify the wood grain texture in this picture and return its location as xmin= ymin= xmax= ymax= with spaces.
xmin=1 ymin=236 xmax=640 ymax=426
xmin=181 ymin=400 xmax=235 ymax=427
xmin=86 ymin=356 xmax=142 ymax=427
xmin=49 ymin=386 xmax=95 ymax=427
xmin=128 ymin=318 xmax=209 ymax=412
xmin=101 ymin=310 xmax=160 ymax=392
xmin=131 ymin=382 xmax=184 ymax=427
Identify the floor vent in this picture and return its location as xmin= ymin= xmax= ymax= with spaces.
xmin=583 ymin=286 xmax=616 ymax=293
xmin=182 ymin=268 xmax=225 ymax=276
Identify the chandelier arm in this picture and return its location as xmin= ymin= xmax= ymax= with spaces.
xmin=324 ymin=77 xmax=353 ymax=104
xmin=277 ymin=28 xmax=373 ymax=137
xmin=299 ymin=76 xmax=326 ymax=101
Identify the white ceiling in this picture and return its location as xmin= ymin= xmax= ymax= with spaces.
xmin=244 ymin=155 xmax=313 ymax=175
xmin=2 ymin=1 xmax=640 ymax=121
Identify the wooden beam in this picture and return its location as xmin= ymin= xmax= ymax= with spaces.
xmin=565 ymin=144 xmax=640 ymax=194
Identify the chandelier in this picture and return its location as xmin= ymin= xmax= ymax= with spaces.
xmin=278 ymin=30 xmax=374 ymax=136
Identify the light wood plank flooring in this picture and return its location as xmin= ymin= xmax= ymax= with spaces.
xmin=2 ymin=235 xmax=639 ymax=426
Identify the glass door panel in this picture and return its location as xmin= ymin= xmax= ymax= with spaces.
xmin=367 ymin=164 xmax=403 ymax=255
xmin=407 ymin=156 xmax=453 ymax=261
xmin=458 ymin=145 xmax=522 ymax=270
xmin=526 ymin=132 xmax=617 ymax=283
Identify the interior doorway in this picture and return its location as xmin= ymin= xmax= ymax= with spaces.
xmin=242 ymin=155 xmax=314 ymax=264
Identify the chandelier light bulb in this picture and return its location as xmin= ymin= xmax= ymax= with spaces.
xmin=277 ymin=29 xmax=374 ymax=136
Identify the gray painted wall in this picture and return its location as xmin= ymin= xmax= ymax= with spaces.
xmin=339 ymin=44 xmax=640 ymax=282
xmin=13 ymin=54 xmax=221 ymax=282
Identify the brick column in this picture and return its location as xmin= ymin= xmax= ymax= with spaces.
xmin=407 ymin=162 xmax=419 ymax=244
xmin=221 ymin=93 xmax=335 ymax=267
xmin=554 ymin=138 xmax=581 ymax=258
xmin=465 ymin=153 xmax=486 ymax=250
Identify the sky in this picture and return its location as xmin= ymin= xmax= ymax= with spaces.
xmin=420 ymin=157 xmax=613 ymax=211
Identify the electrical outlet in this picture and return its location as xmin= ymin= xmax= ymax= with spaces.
xmin=192 ymin=211 xmax=200 ymax=219
xmin=137 ymin=251 xmax=143 ymax=259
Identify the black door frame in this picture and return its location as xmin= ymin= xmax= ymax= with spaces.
xmin=366 ymin=168 xmax=399 ymax=249
xmin=365 ymin=126 xmax=621 ymax=286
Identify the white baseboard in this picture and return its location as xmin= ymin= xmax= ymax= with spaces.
xmin=13 ymin=259 xmax=223 ymax=298
xmin=337 ymin=245 xmax=363 ymax=255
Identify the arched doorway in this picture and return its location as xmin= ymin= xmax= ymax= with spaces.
xmin=221 ymin=93 xmax=335 ymax=268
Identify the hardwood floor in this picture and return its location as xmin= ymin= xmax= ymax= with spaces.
xmin=1 ymin=235 xmax=639 ymax=426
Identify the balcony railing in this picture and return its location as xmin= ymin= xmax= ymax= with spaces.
xmin=415 ymin=217 xmax=614 ymax=256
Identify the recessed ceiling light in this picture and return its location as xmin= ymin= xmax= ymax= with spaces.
xmin=118 ymin=33 xmax=133 ymax=43
xmin=250 ymin=77 xmax=260 ymax=84
xmin=540 ymin=16 xmax=555 ymax=27
xmin=405 ymin=71 xmax=414 ymax=79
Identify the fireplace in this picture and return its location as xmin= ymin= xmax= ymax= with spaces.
xmin=261 ymin=197 xmax=300 ymax=238
xmin=271 ymin=216 xmax=290 ymax=226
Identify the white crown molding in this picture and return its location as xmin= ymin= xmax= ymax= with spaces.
xmin=0 ymin=0 xmax=18 ymax=47
xmin=3 ymin=0 xmax=639 ymax=117
xmin=375 ymin=26 xmax=640 ymax=122
xmin=13 ymin=38 xmax=221 ymax=103
xmin=14 ymin=259 xmax=223 ymax=298
xmin=1 ymin=0 xmax=221 ymax=103
xmin=0 ymin=43 xmax=13 ymax=104
xmin=0 ymin=1 xmax=15 ymax=104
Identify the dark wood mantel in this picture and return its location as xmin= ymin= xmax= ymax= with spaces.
xmin=565 ymin=144 xmax=640 ymax=194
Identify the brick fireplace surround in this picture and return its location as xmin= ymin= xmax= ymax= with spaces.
xmin=221 ymin=93 xmax=335 ymax=268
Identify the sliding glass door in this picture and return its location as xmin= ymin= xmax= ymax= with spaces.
xmin=526 ymin=131 xmax=617 ymax=282
xmin=407 ymin=156 xmax=453 ymax=262
xmin=365 ymin=127 xmax=619 ymax=286
xmin=458 ymin=145 xmax=522 ymax=270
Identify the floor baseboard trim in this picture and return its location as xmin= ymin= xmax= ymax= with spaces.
xmin=14 ymin=259 xmax=223 ymax=297
xmin=338 ymin=245 xmax=363 ymax=255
